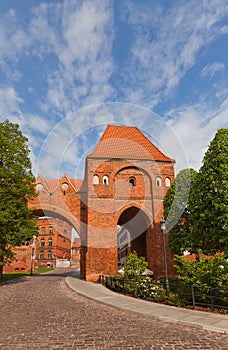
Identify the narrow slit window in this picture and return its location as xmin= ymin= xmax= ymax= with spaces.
xmin=129 ymin=177 xmax=135 ymax=187
xmin=165 ymin=177 xmax=171 ymax=187
xmin=103 ymin=175 xmax=109 ymax=185
xmin=156 ymin=177 xmax=162 ymax=187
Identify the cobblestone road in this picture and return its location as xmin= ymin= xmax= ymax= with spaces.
xmin=0 ymin=268 xmax=227 ymax=350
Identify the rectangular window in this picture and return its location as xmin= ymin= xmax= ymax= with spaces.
xmin=40 ymin=239 xmax=45 ymax=247
xmin=47 ymin=251 xmax=52 ymax=259
xmin=48 ymin=239 xmax=52 ymax=247
xmin=49 ymin=226 xmax=53 ymax=234
xmin=41 ymin=227 xmax=45 ymax=235
xmin=40 ymin=251 xmax=44 ymax=260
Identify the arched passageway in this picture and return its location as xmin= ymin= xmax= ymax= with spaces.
xmin=32 ymin=208 xmax=79 ymax=235
xmin=117 ymin=206 xmax=150 ymax=266
xmin=31 ymin=208 xmax=80 ymax=269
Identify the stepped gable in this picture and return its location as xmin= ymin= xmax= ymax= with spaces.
xmin=88 ymin=125 xmax=174 ymax=162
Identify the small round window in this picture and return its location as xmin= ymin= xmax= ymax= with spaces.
xmin=36 ymin=183 xmax=43 ymax=191
xmin=62 ymin=182 xmax=69 ymax=190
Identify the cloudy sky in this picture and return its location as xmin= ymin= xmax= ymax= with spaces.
xmin=0 ymin=0 xmax=227 ymax=179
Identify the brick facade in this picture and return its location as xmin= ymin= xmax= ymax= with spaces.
xmin=4 ymin=245 xmax=33 ymax=273
xmin=71 ymin=238 xmax=81 ymax=268
xmin=36 ymin=217 xmax=71 ymax=267
xmin=29 ymin=125 xmax=176 ymax=282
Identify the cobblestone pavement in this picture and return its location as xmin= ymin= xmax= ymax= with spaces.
xmin=0 ymin=268 xmax=227 ymax=350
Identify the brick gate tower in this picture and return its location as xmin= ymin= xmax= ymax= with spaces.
xmin=80 ymin=125 xmax=175 ymax=281
xmin=30 ymin=125 xmax=176 ymax=282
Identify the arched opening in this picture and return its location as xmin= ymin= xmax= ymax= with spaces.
xmin=93 ymin=174 xmax=99 ymax=185
xmin=103 ymin=175 xmax=109 ymax=185
xmin=117 ymin=206 xmax=150 ymax=267
xmin=129 ymin=176 xmax=136 ymax=187
xmin=156 ymin=176 xmax=162 ymax=187
xmin=165 ymin=177 xmax=171 ymax=187
xmin=31 ymin=208 xmax=80 ymax=269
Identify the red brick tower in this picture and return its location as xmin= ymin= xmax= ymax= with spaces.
xmin=80 ymin=125 xmax=175 ymax=281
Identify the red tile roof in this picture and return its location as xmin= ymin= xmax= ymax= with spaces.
xmin=70 ymin=179 xmax=84 ymax=192
xmin=88 ymin=125 xmax=174 ymax=162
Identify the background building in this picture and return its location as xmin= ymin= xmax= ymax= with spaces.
xmin=36 ymin=217 xmax=72 ymax=268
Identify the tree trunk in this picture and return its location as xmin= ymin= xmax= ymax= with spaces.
xmin=0 ymin=264 xmax=3 ymax=280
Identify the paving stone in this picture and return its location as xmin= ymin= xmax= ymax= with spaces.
xmin=0 ymin=268 xmax=227 ymax=349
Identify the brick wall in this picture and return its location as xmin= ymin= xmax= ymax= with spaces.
xmin=4 ymin=246 xmax=32 ymax=273
xmin=36 ymin=217 xmax=71 ymax=267
xmin=82 ymin=157 xmax=175 ymax=281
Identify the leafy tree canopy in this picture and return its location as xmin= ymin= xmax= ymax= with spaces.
xmin=164 ymin=168 xmax=198 ymax=254
xmin=0 ymin=120 xmax=38 ymax=273
xmin=189 ymin=128 xmax=228 ymax=256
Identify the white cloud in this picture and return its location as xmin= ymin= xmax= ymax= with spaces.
xmin=0 ymin=10 xmax=30 ymax=81
xmin=164 ymin=97 xmax=228 ymax=173
xmin=38 ymin=0 xmax=115 ymax=115
xmin=0 ymin=1 xmax=227 ymax=180
xmin=0 ymin=86 xmax=24 ymax=118
xmin=221 ymin=25 xmax=228 ymax=34
xmin=119 ymin=0 xmax=228 ymax=106
xmin=200 ymin=62 xmax=225 ymax=79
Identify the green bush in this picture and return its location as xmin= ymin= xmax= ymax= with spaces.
xmin=175 ymin=253 xmax=228 ymax=290
xmin=123 ymin=251 xmax=148 ymax=280
xmin=106 ymin=252 xmax=166 ymax=301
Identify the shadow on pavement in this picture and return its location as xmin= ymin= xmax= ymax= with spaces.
xmin=0 ymin=276 xmax=29 ymax=286
xmin=30 ymin=267 xmax=80 ymax=279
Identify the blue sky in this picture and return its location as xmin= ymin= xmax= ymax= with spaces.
xmin=0 ymin=0 xmax=227 ymax=179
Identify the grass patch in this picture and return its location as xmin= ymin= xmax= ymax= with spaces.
xmin=0 ymin=267 xmax=54 ymax=282
xmin=0 ymin=272 xmax=30 ymax=282
xmin=34 ymin=267 xmax=54 ymax=274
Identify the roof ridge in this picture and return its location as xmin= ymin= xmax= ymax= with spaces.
xmin=135 ymin=126 xmax=173 ymax=162
xmin=88 ymin=124 xmax=174 ymax=162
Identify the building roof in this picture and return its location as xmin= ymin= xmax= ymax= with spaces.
xmin=88 ymin=125 xmax=174 ymax=162
xmin=70 ymin=179 xmax=84 ymax=192
xmin=44 ymin=179 xmax=59 ymax=192
xmin=36 ymin=176 xmax=84 ymax=193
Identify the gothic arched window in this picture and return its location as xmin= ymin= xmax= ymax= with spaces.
xmin=129 ymin=177 xmax=136 ymax=187
xmin=93 ymin=174 xmax=99 ymax=185
xmin=156 ymin=176 xmax=162 ymax=187
xmin=165 ymin=177 xmax=171 ymax=187
xmin=103 ymin=175 xmax=109 ymax=185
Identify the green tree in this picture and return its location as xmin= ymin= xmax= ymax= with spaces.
xmin=123 ymin=251 xmax=148 ymax=280
xmin=163 ymin=168 xmax=198 ymax=254
xmin=189 ymin=129 xmax=228 ymax=256
xmin=0 ymin=120 xmax=38 ymax=278
xmin=175 ymin=254 xmax=228 ymax=289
